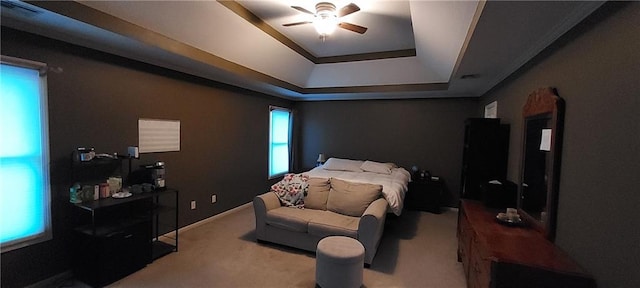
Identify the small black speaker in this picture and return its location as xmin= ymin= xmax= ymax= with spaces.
xmin=481 ymin=180 xmax=517 ymax=209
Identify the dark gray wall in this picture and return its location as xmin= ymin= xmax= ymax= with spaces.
xmin=4 ymin=2 xmax=639 ymax=287
xmin=295 ymin=99 xmax=478 ymax=206
xmin=1 ymin=28 xmax=291 ymax=287
xmin=477 ymin=3 xmax=640 ymax=288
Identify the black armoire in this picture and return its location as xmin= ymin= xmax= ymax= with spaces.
xmin=460 ymin=118 xmax=509 ymax=200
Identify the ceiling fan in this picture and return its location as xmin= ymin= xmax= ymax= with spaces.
xmin=283 ymin=2 xmax=367 ymax=38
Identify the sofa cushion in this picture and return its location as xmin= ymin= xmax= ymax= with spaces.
xmin=327 ymin=178 xmax=383 ymax=217
xmin=305 ymin=178 xmax=331 ymax=210
xmin=265 ymin=207 xmax=326 ymax=233
xmin=308 ymin=211 xmax=359 ymax=238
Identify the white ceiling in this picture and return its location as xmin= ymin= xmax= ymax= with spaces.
xmin=1 ymin=1 xmax=604 ymax=101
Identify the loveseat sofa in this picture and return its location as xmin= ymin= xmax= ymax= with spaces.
xmin=253 ymin=177 xmax=388 ymax=265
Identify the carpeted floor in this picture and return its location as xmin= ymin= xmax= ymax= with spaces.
xmin=103 ymin=205 xmax=466 ymax=288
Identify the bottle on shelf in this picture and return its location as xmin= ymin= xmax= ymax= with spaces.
xmin=69 ymin=183 xmax=81 ymax=204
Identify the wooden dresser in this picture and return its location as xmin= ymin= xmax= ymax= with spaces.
xmin=458 ymin=200 xmax=596 ymax=288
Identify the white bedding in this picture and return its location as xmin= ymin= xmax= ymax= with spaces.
xmin=304 ymin=166 xmax=411 ymax=216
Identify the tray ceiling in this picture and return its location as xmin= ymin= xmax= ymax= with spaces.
xmin=237 ymin=0 xmax=416 ymax=58
xmin=1 ymin=0 xmax=604 ymax=100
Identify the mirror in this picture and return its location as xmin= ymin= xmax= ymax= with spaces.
xmin=519 ymin=87 xmax=564 ymax=241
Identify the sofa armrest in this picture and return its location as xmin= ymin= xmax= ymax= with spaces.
xmin=253 ymin=192 xmax=281 ymax=240
xmin=358 ymin=198 xmax=388 ymax=264
xmin=255 ymin=192 xmax=281 ymax=211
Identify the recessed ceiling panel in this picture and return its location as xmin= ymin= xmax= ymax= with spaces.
xmin=238 ymin=0 xmax=415 ymax=57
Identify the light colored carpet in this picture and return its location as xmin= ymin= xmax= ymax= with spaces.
xmin=107 ymin=205 xmax=466 ymax=288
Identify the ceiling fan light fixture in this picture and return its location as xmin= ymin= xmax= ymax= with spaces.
xmin=314 ymin=13 xmax=338 ymax=36
xmin=284 ymin=2 xmax=366 ymax=37
xmin=313 ymin=2 xmax=338 ymax=36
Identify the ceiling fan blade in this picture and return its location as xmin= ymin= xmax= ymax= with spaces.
xmin=338 ymin=3 xmax=360 ymax=17
xmin=339 ymin=22 xmax=368 ymax=34
xmin=283 ymin=21 xmax=313 ymax=27
xmin=291 ymin=5 xmax=315 ymax=15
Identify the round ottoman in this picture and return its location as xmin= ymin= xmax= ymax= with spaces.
xmin=316 ymin=236 xmax=365 ymax=288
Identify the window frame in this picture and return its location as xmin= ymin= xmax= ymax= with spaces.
xmin=0 ymin=55 xmax=52 ymax=252
xmin=268 ymin=106 xmax=292 ymax=179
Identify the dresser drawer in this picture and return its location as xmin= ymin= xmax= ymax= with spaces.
xmin=467 ymin=234 xmax=489 ymax=288
xmin=458 ymin=211 xmax=473 ymax=277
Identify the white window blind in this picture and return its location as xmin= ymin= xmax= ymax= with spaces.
xmin=0 ymin=55 xmax=52 ymax=252
xmin=269 ymin=107 xmax=291 ymax=178
xmin=138 ymin=119 xmax=180 ymax=153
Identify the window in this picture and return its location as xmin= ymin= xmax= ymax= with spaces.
xmin=268 ymin=107 xmax=291 ymax=178
xmin=0 ymin=56 xmax=52 ymax=252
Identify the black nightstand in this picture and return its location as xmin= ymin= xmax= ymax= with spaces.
xmin=406 ymin=178 xmax=443 ymax=214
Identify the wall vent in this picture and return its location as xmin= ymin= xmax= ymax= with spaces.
xmin=1 ymin=0 xmax=42 ymax=17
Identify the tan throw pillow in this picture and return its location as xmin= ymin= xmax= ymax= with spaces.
xmin=327 ymin=178 xmax=382 ymax=217
xmin=305 ymin=178 xmax=331 ymax=210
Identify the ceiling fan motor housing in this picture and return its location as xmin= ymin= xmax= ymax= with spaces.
xmin=315 ymin=2 xmax=337 ymax=15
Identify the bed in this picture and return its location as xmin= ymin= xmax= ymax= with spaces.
xmin=303 ymin=158 xmax=411 ymax=216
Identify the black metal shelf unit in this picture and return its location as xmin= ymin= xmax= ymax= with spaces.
xmin=70 ymin=189 xmax=178 ymax=287
xmin=69 ymin=156 xmax=178 ymax=287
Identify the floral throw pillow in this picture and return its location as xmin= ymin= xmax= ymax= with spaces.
xmin=271 ymin=173 xmax=309 ymax=208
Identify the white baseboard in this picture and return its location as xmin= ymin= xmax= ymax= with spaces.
xmin=176 ymin=202 xmax=252 ymax=234
xmin=27 ymin=203 xmax=254 ymax=287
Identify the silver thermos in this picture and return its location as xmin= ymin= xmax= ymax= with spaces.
xmin=152 ymin=161 xmax=165 ymax=188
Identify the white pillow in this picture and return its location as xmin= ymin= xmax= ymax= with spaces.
xmin=360 ymin=160 xmax=394 ymax=175
xmin=322 ymin=158 xmax=364 ymax=172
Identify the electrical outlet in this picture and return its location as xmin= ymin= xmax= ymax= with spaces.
xmin=211 ymin=194 xmax=217 ymax=204
xmin=191 ymin=200 xmax=196 ymax=210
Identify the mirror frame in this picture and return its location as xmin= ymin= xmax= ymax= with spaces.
xmin=519 ymin=87 xmax=565 ymax=242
